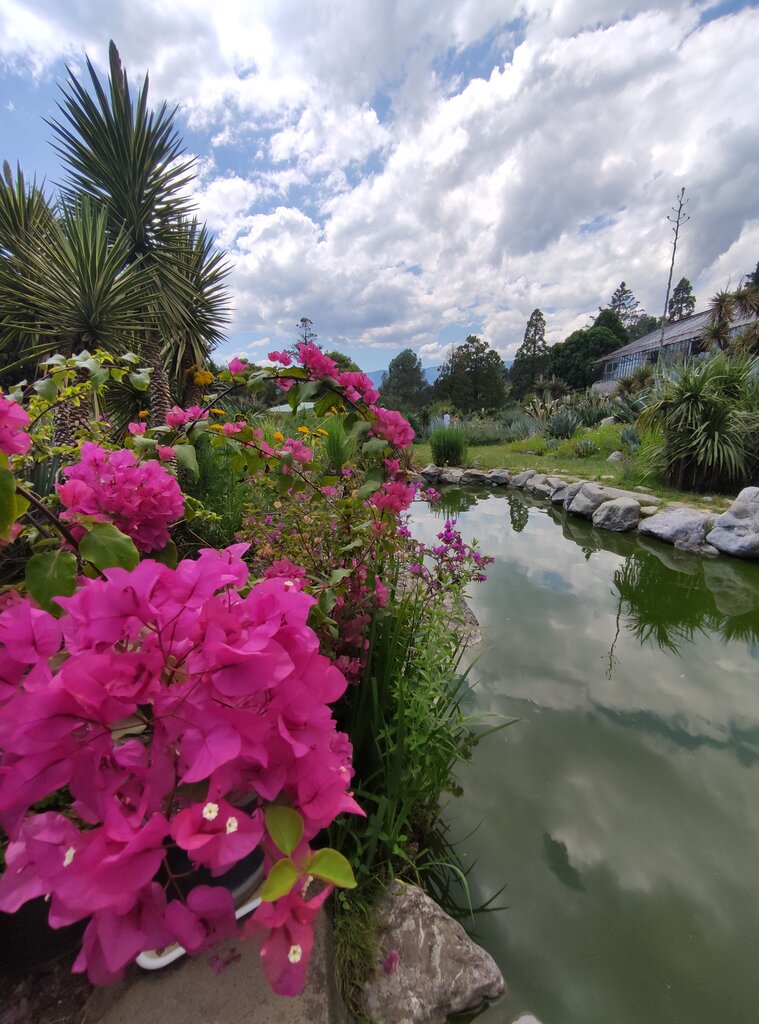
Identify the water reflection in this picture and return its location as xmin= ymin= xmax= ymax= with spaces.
xmin=612 ymin=546 xmax=759 ymax=653
xmin=411 ymin=491 xmax=759 ymax=1024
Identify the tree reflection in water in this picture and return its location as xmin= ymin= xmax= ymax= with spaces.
xmin=507 ymin=494 xmax=529 ymax=534
xmin=613 ymin=548 xmax=759 ymax=654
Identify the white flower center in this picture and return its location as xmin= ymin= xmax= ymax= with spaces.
xmin=225 ymin=816 xmax=238 ymax=834
xmin=288 ymin=944 xmax=303 ymax=964
xmin=63 ymin=847 xmax=76 ymax=867
xmin=202 ymin=802 xmax=220 ymax=821
xmin=283 ymin=579 xmax=294 ymax=590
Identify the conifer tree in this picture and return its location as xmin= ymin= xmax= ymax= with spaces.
xmin=668 ymin=277 xmax=696 ymax=321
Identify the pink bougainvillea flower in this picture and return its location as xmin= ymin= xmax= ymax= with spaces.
xmin=268 ymin=350 xmax=292 ymax=366
xmin=228 ymin=357 xmax=249 ymax=375
xmin=156 ymin=444 xmax=175 ymax=461
xmin=0 ymin=395 xmax=31 ymax=456
xmin=171 ymin=799 xmax=264 ymax=874
xmin=369 ymin=406 xmax=414 ymax=448
xmin=73 ymin=882 xmax=172 ymax=984
xmin=0 ymin=548 xmax=360 ymax=990
xmin=166 ymin=405 xmax=191 ymax=428
xmin=127 ymin=422 xmax=146 ymax=435
xmin=295 ymin=343 xmax=338 ymax=379
xmin=222 ymin=421 xmax=246 ymax=435
xmin=164 ymin=885 xmax=238 ymax=954
xmin=185 ymin=405 xmax=209 ymax=421
xmin=57 ymin=442 xmax=184 ymax=552
xmin=249 ymin=884 xmax=332 ymax=996
xmin=370 ymin=480 xmax=417 ymax=514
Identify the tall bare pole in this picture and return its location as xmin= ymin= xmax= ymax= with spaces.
xmin=657 ymin=187 xmax=690 ymax=362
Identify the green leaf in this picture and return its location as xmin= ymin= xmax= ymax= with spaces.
xmin=361 ymin=438 xmax=388 ymax=459
xmin=307 ymin=848 xmax=357 ymax=889
xmin=318 ymin=588 xmax=338 ymax=615
xmin=174 ymin=444 xmax=199 ymax=479
xmin=121 ymin=351 xmax=141 ymax=365
xmin=151 ymin=540 xmax=178 ymax=568
xmin=314 ymin=393 xmax=336 ymax=417
xmin=356 ymin=478 xmax=383 ymax=500
xmin=265 ymin=805 xmax=304 ymax=856
xmin=80 ymin=522 xmax=139 ymax=571
xmin=329 ymin=568 xmax=353 ymax=587
xmin=33 ymin=377 xmax=59 ymax=402
xmin=128 ymin=370 xmax=151 ymax=392
xmin=0 ymin=468 xmax=17 ymax=538
xmin=25 ymin=550 xmax=78 ymax=615
xmin=260 ymin=858 xmax=299 ymax=902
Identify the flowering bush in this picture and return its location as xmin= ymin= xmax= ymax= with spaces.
xmin=57 ymin=442 xmax=185 ymax=553
xmin=0 ymin=340 xmax=493 ymax=1000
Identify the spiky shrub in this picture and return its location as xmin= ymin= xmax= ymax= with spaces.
xmin=546 ymin=409 xmax=580 ymax=439
xmin=620 ymin=425 xmax=641 ymax=453
xmin=429 ymin=426 xmax=468 ymax=466
xmin=505 ymin=413 xmax=543 ymax=441
xmin=575 ymin=438 xmax=599 ymax=458
xmin=638 ymin=353 xmax=759 ymax=491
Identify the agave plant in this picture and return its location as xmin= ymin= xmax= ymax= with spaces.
xmin=545 ymin=409 xmax=580 ymax=439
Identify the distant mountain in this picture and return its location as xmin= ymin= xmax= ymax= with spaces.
xmin=365 ymin=364 xmax=441 ymax=387
xmin=367 ymin=359 xmax=512 ymax=388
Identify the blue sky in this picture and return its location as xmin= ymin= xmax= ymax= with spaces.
xmin=0 ymin=0 xmax=757 ymax=373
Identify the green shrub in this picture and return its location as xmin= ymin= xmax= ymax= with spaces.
xmin=575 ymin=438 xmax=599 ymax=458
xmin=429 ymin=426 xmax=468 ymax=466
xmin=638 ymin=353 xmax=759 ymax=491
xmin=463 ymin=418 xmax=505 ymax=445
xmin=546 ymin=409 xmax=580 ymax=439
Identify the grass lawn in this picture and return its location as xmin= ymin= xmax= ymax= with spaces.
xmin=413 ymin=426 xmax=735 ymax=513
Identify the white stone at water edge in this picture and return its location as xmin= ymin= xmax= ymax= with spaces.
xmin=706 ymin=487 xmax=759 ymax=558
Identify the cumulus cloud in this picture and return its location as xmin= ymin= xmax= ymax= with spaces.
xmin=0 ymin=0 xmax=757 ymax=363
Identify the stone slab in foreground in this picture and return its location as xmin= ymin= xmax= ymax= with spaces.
xmin=361 ymin=880 xmax=504 ymax=1024
xmin=86 ymin=912 xmax=346 ymax=1024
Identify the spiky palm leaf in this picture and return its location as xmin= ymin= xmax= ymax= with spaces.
xmin=0 ymin=197 xmax=154 ymax=358
xmin=48 ymin=43 xmax=195 ymax=257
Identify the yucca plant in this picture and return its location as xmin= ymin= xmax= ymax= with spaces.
xmin=638 ymin=353 xmax=759 ymax=491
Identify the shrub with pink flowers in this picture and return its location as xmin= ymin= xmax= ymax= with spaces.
xmin=57 ymin=442 xmax=185 ymax=553
xmin=0 ymin=341 xmax=493 ymax=1004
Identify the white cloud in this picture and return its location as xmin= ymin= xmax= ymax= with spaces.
xmin=0 ymin=1 xmax=757 ymax=365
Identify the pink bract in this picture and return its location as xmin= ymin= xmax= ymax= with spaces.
xmin=57 ymin=442 xmax=184 ymax=553
xmin=0 ymin=396 xmax=31 ymax=456
xmin=0 ymin=547 xmax=359 ymax=991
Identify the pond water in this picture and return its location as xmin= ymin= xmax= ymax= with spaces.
xmin=412 ymin=488 xmax=759 ymax=1024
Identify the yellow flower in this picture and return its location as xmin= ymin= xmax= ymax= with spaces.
xmin=297 ymin=425 xmax=311 ymax=434
xmin=316 ymin=428 xmax=329 ymax=437
xmin=273 ymin=431 xmax=285 ymax=442
xmin=138 ymin=409 xmax=149 ymax=419
xmin=210 ymin=407 xmax=225 ymax=415
xmin=193 ymin=369 xmax=214 ymax=386
xmin=208 ymin=424 xmax=224 ymax=431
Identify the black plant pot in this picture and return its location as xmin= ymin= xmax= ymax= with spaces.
xmin=0 ymin=898 xmax=87 ymax=974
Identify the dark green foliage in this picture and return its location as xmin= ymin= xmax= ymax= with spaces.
xmin=429 ymin=426 xmax=468 ymax=466
xmin=593 ymin=308 xmax=628 ymax=345
xmin=608 ymin=281 xmax=640 ymax=328
xmin=508 ymin=494 xmax=529 ymax=533
xmin=510 ymin=309 xmax=549 ymax=397
xmin=668 ymin=277 xmax=696 ymax=321
xmin=324 ymin=350 xmax=362 ymax=374
xmin=381 ymin=348 xmax=427 ymax=411
xmin=297 ymin=316 xmax=317 ymax=344
xmin=547 ymin=325 xmax=621 ymax=389
xmin=627 ymin=313 xmax=660 ymax=341
xmin=434 ymin=335 xmax=506 ymax=413
xmin=546 ymin=409 xmax=580 ymax=439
